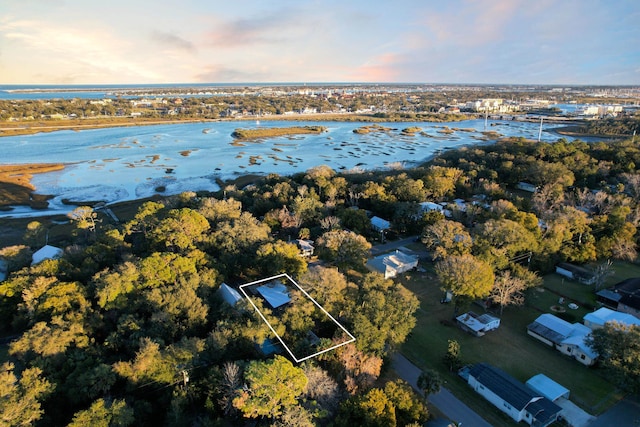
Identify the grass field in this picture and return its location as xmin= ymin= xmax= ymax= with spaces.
xmin=396 ymin=262 xmax=632 ymax=426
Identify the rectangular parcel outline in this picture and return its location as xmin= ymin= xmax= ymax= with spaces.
xmin=239 ymin=273 xmax=356 ymax=362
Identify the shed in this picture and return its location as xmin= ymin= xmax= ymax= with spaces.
xmin=257 ymin=281 xmax=291 ymax=309
xmin=555 ymin=263 xmax=595 ymax=285
xmin=526 ymin=374 xmax=570 ymax=402
xmin=219 ymin=283 xmax=243 ymax=306
xmin=31 ymin=245 xmax=63 ymax=266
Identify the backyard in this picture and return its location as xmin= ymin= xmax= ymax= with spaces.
xmin=396 ymin=260 xmax=640 ymax=426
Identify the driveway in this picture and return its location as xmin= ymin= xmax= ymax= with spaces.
xmin=392 ymin=353 xmax=493 ymax=427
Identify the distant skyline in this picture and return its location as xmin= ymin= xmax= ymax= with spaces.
xmin=1 ymin=0 xmax=639 ymax=86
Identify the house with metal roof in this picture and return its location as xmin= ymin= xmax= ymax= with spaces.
xmin=456 ymin=311 xmax=500 ymax=337
xmin=31 ymin=245 xmax=63 ymax=266
xmin=583 ymin=307 xmax=640 ymax=330
xmin=218 ymin=283 xmax=243 ymax=306
xmin=527 ymin=313 xmax=598 ymax=366
xmin=370 ymin=216 xmax=390 ymax=232
xmin=366 ymin=249 xmax=418 ymax=279
xmin=467 ymin=363 xmax=561 ymax=427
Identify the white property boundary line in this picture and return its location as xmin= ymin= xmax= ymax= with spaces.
xmin=239 ymin=273 xmax=356 ymax=363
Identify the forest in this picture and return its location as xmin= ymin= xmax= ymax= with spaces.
xmin=0 ymin=121 xmax=639 ymax=425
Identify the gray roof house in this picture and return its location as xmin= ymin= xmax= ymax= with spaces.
xmin=366 ymin=249 xmax=418 ymax=279
xmin=467 ymin=363 xmax=561 ymax=427
xmin=527 ymin=313 xmax=597 ymax=366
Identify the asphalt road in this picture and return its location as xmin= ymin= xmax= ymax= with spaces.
xmin=392 ymin=353 xmax=493 ymax=427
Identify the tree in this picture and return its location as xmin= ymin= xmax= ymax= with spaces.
xmin=68 ymin=206 xmax=101 ymax=238
xmin=316 ymin=230 xmax=372 ymax=269
xmin=489 ymin=270 xmax=530 ymax=315
xmin=302 ymin=364 xmax=341 ymax=417
xmin=233 ymin=355 xmax=308 ymax=419
xmin=421 ymin=219 xmax=472 ymax=260
xmin=335 ymin=388 xmax=396 ymax=427
xmin=435 ymin=254 xmax=495 ymax=307
xmin=587 ymin=322 xmax=640 ymax=393
xmin=67 ymin=399 xmax=134 ymax=427
xmin=417 ymin=369 xmax=442 ymax=398
xmin=443 ymin=339 xmax=462 ymax=372
xmin=473 ymin=218 xmax=538 ymax=269
xmin=384 ymin=380 xmax=428 ymax=426
xmin=148 ymin=208 xmax=209 ymax=252
xmin=256 ymin=241 xmax=307 ymax=277
xmin=422 ymin=165 xmax=463 ymax=199
xmin=593 ymin=259 xmax=615 ymax=290
xmin=0 ymin=362 xmax=54 ymax=426
xmin=351 ymin=274 xmax=419 ymax=356
xmin=297 ymin=266 xmax=350 ymax=316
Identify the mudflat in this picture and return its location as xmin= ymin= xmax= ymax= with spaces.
xmin=0 ymin=163 xmax=64 ymax=209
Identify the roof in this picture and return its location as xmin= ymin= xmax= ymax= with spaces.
xmin=296 ymin=239 xmax=314 ymax=251
xmin=219 ymin=283 xmax=243 ymax=306
xmin=31 ymin=245 xmax=63 ymax=265
xmin=257 ymin=281 xmax=291 ymax=309
xmin=583 ymin=307 xmax=640 ymax=328
xmin=527 ymin=313 xmax=575 ymax=344
xmin=526 ymin=374 xmax=570 ymax=401
xmin=382 ymin=250 xmax=418 ymax=269
xmin=370 ymin=216 xmax=390 ymax=230
xmin=456 ymin=311 xmax=500 ymax=333
xmin=556 ymin=262 xmax=594 ymax=279
xmin=468 ymin=363 xmax=561 ymax=424
xmin=612 ymin=277 xmax=640 ymax=310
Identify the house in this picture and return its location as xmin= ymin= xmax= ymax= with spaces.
xmin=296 ymin=239 xmax=315 ymax=257
xmin=596 ymin=277 xmax=640 ymax=318
xmin=467 ymin=363 xmax=561 ymax=427
xmin=456 ymin=311 xmax=500 ymax=337
xmin=370 ymin=216 xmax=390 ymax=232
xmin=366 ymin=249 xmax=419 ymax=279
xmin=527 ymin=313 xmax=598 ymax=366
xmin=583 ymin=307 xmax=640 ymax=330
xmin=256 ymin=280 xmax=291 ymax=309
xmin=31 ymin=245 xmax=63 ymax=266
xmin=555 ymin=262 xmax=596 ymax=285
xmin=218 ymin=283 xmax=243 ymax=306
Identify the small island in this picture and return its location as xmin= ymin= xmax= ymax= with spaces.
xmin=231 ymin=125 xmax=327 ymax=139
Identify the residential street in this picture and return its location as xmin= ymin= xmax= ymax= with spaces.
xmin=392 ymin=353 xmax=493 ymax=427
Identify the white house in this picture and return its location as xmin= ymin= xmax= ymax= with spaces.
xmin=467 ymin=363 xmax=561 ymax=427
xmin=583 ymin=307 xmax=640 ymax=330
xmin=527 ymin=313 xmax=597 ymax=366
xmin=296 ymin=239 xmax=315 ymax=257
xmin=456 ymin=311 xmax=500 ymax=337
xmin=366 ymin=250 xmax=419 ymax=279
xmin=31 ymin=245 xmax=63 ymax=266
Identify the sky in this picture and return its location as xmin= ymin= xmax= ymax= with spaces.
xmin=1 ymin=0 xmax=639 ymax=85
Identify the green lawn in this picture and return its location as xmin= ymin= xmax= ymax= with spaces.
xmin=397 ymin=264 xmax=627 ymax=425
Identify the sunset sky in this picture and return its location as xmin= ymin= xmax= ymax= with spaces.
xmin=1 ymin=0 xmax=638 ymax=85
